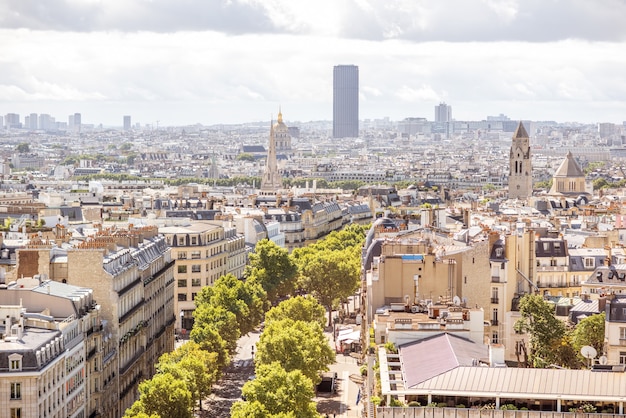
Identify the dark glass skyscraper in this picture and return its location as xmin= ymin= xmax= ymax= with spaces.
xmin=333 ymin=65 xmax=359 ymax=138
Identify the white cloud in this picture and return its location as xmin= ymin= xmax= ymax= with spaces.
xmin=1 ymin=3 xmax=626 ymax=126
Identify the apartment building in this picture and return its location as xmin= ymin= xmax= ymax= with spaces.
xmin=0 ymin=277 xmax=100 ymax=418
xmin=159 ymin=222 xmax=229 ymax=333
xmin=15 ymin=225 xmax=175 ymax=418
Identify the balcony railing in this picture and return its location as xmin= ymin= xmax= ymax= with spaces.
xmin=491 ymin=320 xmax=499 ymax=326
xmin=491 ymin=297 xmax=499 ymax=304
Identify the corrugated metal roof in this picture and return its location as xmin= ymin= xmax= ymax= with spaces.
xmin=409 ymin=367 xmax=626 ymax=400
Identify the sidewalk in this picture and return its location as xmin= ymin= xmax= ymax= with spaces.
xmin=318 ymin=331 xmax=365 ymax=417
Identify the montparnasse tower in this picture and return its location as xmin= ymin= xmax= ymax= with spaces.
xmin=260 ymin=110 xmax=283 ymax=194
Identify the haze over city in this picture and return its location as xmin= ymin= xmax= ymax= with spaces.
xmin=2 ymin=0 xmax=626 ymax=126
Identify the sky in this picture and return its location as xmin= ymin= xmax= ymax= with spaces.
xmin=1 ymin=0 xmax=626 ymax=127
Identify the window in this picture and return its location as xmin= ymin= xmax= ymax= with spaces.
xmin=492 ymin=331 xmax=499 ymax=344
xmin=177 ymin=265 xmax=187 ymax=274
xmin=191 ymin=265 xmax=201 ymax=273
xmin=550 ymin=259 xmax=557 ymax=266
xmin=178 ymin=294 xmax=187 ymax=301
xmin=191 ymin=278 xmax=201 ymax=287
xmin=10 ymin=382 xmax=21 ymax=399
xmin=177 ymin=279 xmax=187 ymax=288
xmin=495 ymin=248 xmax=503 ymax=257
xmin=620 ymin=327 xmax=626 ymax=340
xmin=584 ymin=258 xmax=595 ymax=268
xmin=10 ymin=408 xmax=21 ymax=418
xmin=191 ymin=251 xmax=201 ymax=259
xmin=191 ymin=236 xmax=197 ymax=245
xmin=9 ymin=355 xmax=22 ymax=371
xmin=192 ymin=293 xmax=197 ymax=301
xmin=178 ymin=237 xmax=185 ymax=246
xmin=620 ymin=352 xmax=626 ymax=365
xmin=178 ymin=251 xmax=187 ymax=260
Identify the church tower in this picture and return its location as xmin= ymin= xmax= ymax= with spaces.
xmin=508 ymin=121 xmax=532 ymax=200
xmin=260 ymin=113 xmax=283 ymax=194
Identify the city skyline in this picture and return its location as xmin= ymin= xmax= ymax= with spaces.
xmin=2 ymin=1 xmax=626 ymax=126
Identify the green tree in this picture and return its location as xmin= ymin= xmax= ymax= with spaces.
xmin=514 ymin=294 xmax=566 ymax=367
xmin=16 ymin=143 xmax=30 ymax=153
xmin=246 ymin=240 xmax=298 ymax=304
xmin=255 ymin=319 xmax=334 ymax=384
xmin=192 ymin=304 xmax=240 ymax=354
xmin=297 ymin=248 xmax=360 ymax=326
xmin=124 ymin=372 xmax=193 ymax=418
xmin=265 ymin=296 xmax=326 ymax=329
xmin=593 ymin=178 xmax=609 ymax=190
xmin=570 ymin=312 xmax=606 ymax=368
xmin=237 ymin=153 xmax=256 ymax=162
xmin=195 ymin=274 xmax=266 ymax=336
xmin=190 ymin=324 xmax=230 ymax=370
xmin=158 ymin=342 xmax=220 ymax=411
xmin=231 ymin=362 xmax=319 ymax=418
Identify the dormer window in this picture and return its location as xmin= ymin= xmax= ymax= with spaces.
xmin=8 ymin=354 xmax=22 ymax=371
xmin=495 ymin=248 xmax=503 ymax=257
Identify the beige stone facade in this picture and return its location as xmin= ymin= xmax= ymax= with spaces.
xmin=14 ymin=226 xmax=175 ymax=418
xmin=159 ymin=222 xmax=230 ymax=332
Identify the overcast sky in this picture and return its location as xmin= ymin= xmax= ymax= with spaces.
xmin=2 ymin=0 xmax=626 ymax=127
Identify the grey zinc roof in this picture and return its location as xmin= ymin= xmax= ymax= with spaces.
xmin=399 ymin=333 xmax=488 ymax=389
xmin=553 ymin=151 xmax=585 ymax=178
xmin=0 ymin=327 xmax=62 ymax=372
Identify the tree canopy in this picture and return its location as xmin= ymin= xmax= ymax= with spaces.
xmin=231 ymin=362 xmax=319 ymax=418
xmin=195 ymin=274 xmax=266 ymax=336
xmin=296 ymin=248 xmax=360 ymax=326
xmin=265 ymin=295 xmax=326 ymax=329
xmin=246 ymin=239 xmax=298 ymax=304
xmin=192 ymin=304 xmax=241 ymax=354
xmin=124 ymin=372 xmax=193 ymax=418
xmin=515 ymin=294 xmax=567 ymax=368
xmin=158 ymin=342 xmax=220 ymax=411
xmin=570 ymin=312 xmax=606 ymax=367
xmin=255 ymin=318 xmax=334 ymax=384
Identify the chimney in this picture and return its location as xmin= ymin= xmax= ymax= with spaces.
xmin=489 ymin=344 xmax=505 ymax=366
xmin=599 ymin=296 xmax=607 ymax=313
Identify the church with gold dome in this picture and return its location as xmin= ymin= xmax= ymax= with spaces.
xmin=273 ymin=108 xmax=292 ymax=154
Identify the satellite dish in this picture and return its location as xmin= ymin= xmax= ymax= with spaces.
xmin=580 ymin=346 xmax=597 ymax=360
xmin=599 ymin=355 xmax=608 ymax=365
xmin=453 ymin=296 xmax=461 ymax=306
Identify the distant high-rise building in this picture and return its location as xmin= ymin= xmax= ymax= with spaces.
xmin=29 ymin=113 xmax=38 ymax=130
xmin=508 ymin=121 xmax=532 ymax=200
xmin=123 ymin=115 xmax=131 ymax=131
xmin=333 ymin=65 xmax=359 ymax=138
xmin=5 ymin=113 xmax=20 ymax=129
xmin=39 ymin=114 xmax=55 ymax=131
xmin=74 ymin=113 xmax=82 ymax=132
xmin=435 ymin=102 xmax=452 ymax=123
